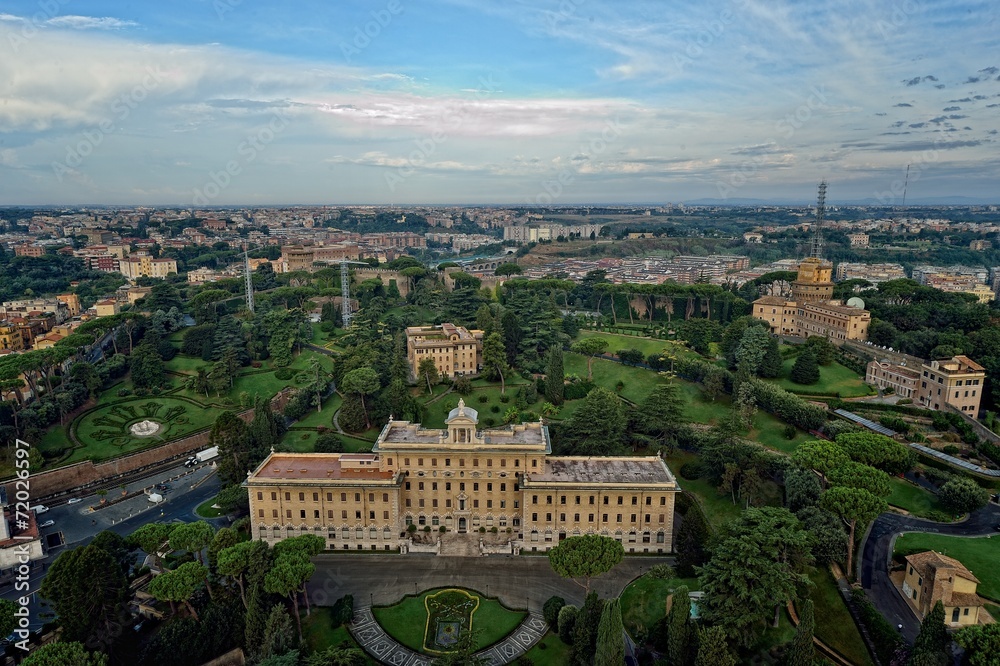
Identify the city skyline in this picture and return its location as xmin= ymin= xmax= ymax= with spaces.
xmin=1 ymin=0 xmax=999 ymax=205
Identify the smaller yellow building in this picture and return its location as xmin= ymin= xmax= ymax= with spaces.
xmin=902 ymin=551 xmax=984 ymax=627
xmin=0 ymin=322 xmax=25 ymax=352
xmin=406 ymin=323 xmax=483 ymax=380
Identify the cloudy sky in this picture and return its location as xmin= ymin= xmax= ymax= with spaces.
xmin=1 ymin=0 xmax=998 ymax=205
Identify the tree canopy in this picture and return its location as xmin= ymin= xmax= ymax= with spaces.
xmin=547 ymin=535 xmax=624 ymax=593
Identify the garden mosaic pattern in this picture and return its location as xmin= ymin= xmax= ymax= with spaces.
xmin=423 ymin=588 xmax=479 ymax=653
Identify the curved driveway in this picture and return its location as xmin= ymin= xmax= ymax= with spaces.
xmin=859 ymin=502 xmax=1000 ymax=643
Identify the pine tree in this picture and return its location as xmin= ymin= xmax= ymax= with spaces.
xmin=571 ymin=593 xmax=604 ymax=666
xmin=595 ymin=598 xmax=624 ymax=666
xmin=790 ymin=348 xmax=820 ymax=385
xmin=676 ymin=506 xmax=709 ymax=577
xmin=784 ymin=598 xmax=815 ymax=665
xmin=545 ymin=346 xmax=565 ymax=405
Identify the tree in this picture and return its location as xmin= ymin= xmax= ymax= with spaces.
xmin=212 ymin=410 xmax=250 ymax=486
xmin=547 ymin=535 xmax=624 ymax=593
xmin=790 ymin=348 xmax=820 ymax=385
xmin=265 ymin=551 xmax=315 ymax=640
xmin=495 ymin=262 xmax=523 ymax=277
xmin=759 ymin=336 xmax=783 ymax=378
xmin=784 ymin=466 xmax=822 ymax=512
xmin=938 ymin=477 xmax=990 ymax=514
xmin=417 ymin=356 xmax=439 ymax=394
xmin=695 ymin=626 xmax=736 ymax=666
xmin=149 ymin=561 xmax=208 ymax=620
xmin=595 ymin=598 xmax=625 ymax=666
xmin=835 ymin=432 xmax=915 ymax=475
xmin=40 ymin=544 xmax=127 ymax=644
xmin=169 ymin=520 xmax=214 ymax=565
xmin=129 ymin=522 xmax=175 ymax=569
xmin=208 ymin=525 xmax=241 ymax=568
xmin=543 ymin=596 xmax=566 ymax=628
xmin=572 ymin=593 xmax=604 ymax=666
xmin=218 ymin=540 xmax=271 ymax=610
xmin=805 ymin=335 xmax=835 ymax=365
xmin=558 ymin=605 xmax=579 ymax=644
xmin=735 ymin=325 xmax=771 ymax=376
xmin=545 ymin=346 xmax=565 ymax=405
xmin=0 ymin=599 xmax=16 ymax=641
xmin=666 ymin=586 xmax=696 ymax=666
xmin=21 ymin=642 xmax=108 ymax=666
xmin=315 ymin=432 xmax=344 ymax=453
xmin=820 ymin=486 xmax=887 ymax=578
xmin=784 ymin=598 xmax=814 ymax=666
xmin=827 ymin=461 xmax=892 ymax=497
xmin=955 ymin=623 xmax=1000 ymax=666
xmin=91 ymin=529 xmax=136 ymax=577
xmin=482 ymin=332 xmax=509 ymax=394
xmin=129 ymin=342 xmax=165 ymax=390
xmin=571 ymin=337 xmax=608 ymax=382
xmin=910 ymin=600 xmax=949 ymax=666
xmin=676 ymin=507 xmax=710 ymax=577
xmin=564 ymin=387 xmax=626 ymax=455
xmin=791 ymin=440 xmax=850 ymax=485
xmin=703 ymin=370 xmax=725 ymax=402
xmin=260 ymin=603 xmax=297 ymax=662
xmin=341 ymin=367 xmax=380 ymax=429
xmin=640 ymin=383 xmax=684 ymax=449
xmin=430 ymin=629 xmax=487 ymax=666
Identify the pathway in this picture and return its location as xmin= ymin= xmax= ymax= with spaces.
xmin=349 ymin=605 xmax=548 ymax=666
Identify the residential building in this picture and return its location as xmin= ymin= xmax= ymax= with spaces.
xmin=118 ymin=254 xmax=178 ymax=280
xmin=56 ymin=293 xmax=81 ymax=317
xmin=866 ymin=360 xmax=919 ymax=398
xmin=406 ymin=323 xmax=483 ymax=380
xmin=94 ymin=299 xmax=121 ymax=317
xmin=916 ymin=355 xmax=985 ymax=415
xmin=847 ymin=233 xmax=870 ymax=248
xmin=0 ymin=506 xmax=45 ymax=572
xmin=742 ymin=232 xmax=763 ymax=243
xmin=0 ymin=322 xmax=24 ymax=352
xmin=969 ymin=239 xmax=991 ymax=251
xmin=13 ymin=244 xmax=44 ymax=258
xmin=835 ymin=263 xmax=906 ymax=283
xmin=246 ymin=402 xmax=679 ymax=553
xmin=901 ymin=551 xmax=984 ymax=627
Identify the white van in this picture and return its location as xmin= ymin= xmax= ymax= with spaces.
xmin=30 ymin=505 xmax=49 ymax=515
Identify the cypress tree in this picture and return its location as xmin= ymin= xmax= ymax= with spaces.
xmin=667 ymin=586 xmax=696 ymax=665
xmin=759 ymin=337 xmax=783 ymax=378
xmin=595 ymin=598 xmax=624 ymax=666
xmin=910 ymin=600 xmax=949 ymax=664
xmin=545 ymin=346 xmax=565 ymax=405
xmin=676 ymin=507 xmax=709 ymax=577
xmin=784 ymin=598 xmax=815 ymax=665
xmin=695 ymin=626 xmax=736 ymax=666
xmin=572 ymin=593 xmax=604 ymax=666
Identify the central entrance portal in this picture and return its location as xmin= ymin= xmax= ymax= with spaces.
xmin=458 ymin=517 xmax=467 ymax=533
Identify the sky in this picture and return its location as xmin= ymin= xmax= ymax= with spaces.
xmin=1 ymin=0 xmax=999 ymax=206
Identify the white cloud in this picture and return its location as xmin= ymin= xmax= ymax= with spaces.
xmin=45 ymin=16 xmax=138 ymax=30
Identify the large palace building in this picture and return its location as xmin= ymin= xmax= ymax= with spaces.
xmin=246 ymin=401 xmax=679 ymax=554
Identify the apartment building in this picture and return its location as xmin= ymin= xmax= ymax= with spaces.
xmin=916 ymin=355 xmax=985 ymax=415
xmin=0 ymin=322 xmax=24 ymax=352
xmin=13 ymin=244 xmax=44 ymax=258
xmin=834 ymin=263 xmax=906 ymax=283
xmin=847 ymin=233 xmax=870 ymax=248
xmin=118 ymin=254 xmax=178 ymax=280
xmin=865 ymin=360 xmax=920 ymax=398
xmin=406 ymin=323 xmax=483 ymax=380
xmin=246 ymin=401 xmax=679 ymax=553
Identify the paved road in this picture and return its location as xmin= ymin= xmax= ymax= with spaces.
xmin=1 ymin=465 xmax=224 ymax=633
xmin=859 ymin=501 xmax=1000 ymax=643
xmin=309 ymin=553 xmax=673 ymax=611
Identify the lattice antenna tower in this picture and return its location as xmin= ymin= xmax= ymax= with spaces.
xmin=340 ymin=259 xmax=353 ymax=327
xmin=243 ymin=245 xmax=255 ymax=313
xmin=810 ymin=180 xmax=827 ymax=259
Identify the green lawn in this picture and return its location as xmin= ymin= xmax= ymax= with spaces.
xmin=663 ymin=451 xmax=745 ymax=531
xmin=522 ymin=633 xmax=572 ymax=665
xmin=886 ymin=477 xmax=949 ymax=519
xmin=372 ymin=589 xmax=525 ymax=654
xmin=772 ymin=357 xmax=873 ymax=398
xmin=894 ymin=533 xmax=1000 ymax=602
xmin=195 ymin=497 xmax=224 ymax=518
xmin=421 ymin=385 xmax=551 ymax=430
xmin=619 ymin=572 xmax=700 ymax=639
xmin=303 ymin=608 xmax=375 ymax=664
xmin=809 ymin=567 xmax=874 ymax=666
xmin=576 ymin=331 xmax=698 ymax=361
xmin=294 ymin=393 xmax=343 ymax=429
xmin=564 ymin=354 xmax=667 ymax=404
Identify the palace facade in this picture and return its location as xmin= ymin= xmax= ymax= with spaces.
xmin=246 ymin=401 xmax=679 ymax=554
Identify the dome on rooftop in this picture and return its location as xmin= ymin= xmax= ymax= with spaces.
xmin=447 ymin=398 xmax=478 ymax=424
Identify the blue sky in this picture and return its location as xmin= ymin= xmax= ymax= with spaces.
xmin=1 ymin=0 xmax=998 ymax=205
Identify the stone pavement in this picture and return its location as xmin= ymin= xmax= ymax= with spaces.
xmin=349 ymin=605 xmax=548 ymax=665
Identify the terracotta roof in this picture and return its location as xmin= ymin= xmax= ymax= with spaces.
xmin=905 ymin=550 xmax=980 ymax=584
xmin=754 ymin=295 xmax=792 ymax=306
xmin=950 ymin=591 xmax=984 ymax=607
xmin=250 ymin=453 xmax=395 ymax=482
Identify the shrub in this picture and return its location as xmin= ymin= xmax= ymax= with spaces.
xmin=490 ymin=405 xmax=500 ymax=414
xmin=543 ymin=596 xmax=566 ymax=627
xmin=782 ymin=425 xmax=797 ymax=440
xmin=454 ymin=375 xmax=472 ymax=396
xmin=647 ymin=563 xmax=675 ymax=579
xmin=423 ymin=525 xmax=431 ymax=533
xmin=274 ymin=367 xmax=295 ymax=381
xmin=679 ymin=461 xmax=705 ymax=480
xmin=490 ymin=526 xmax=498 ymax=533
xmin=117 ymin=388 xmax=131 ymax=397
xmin=439 ymin=526 xmax=446 ymax=533
xmin=879 ymin=415 xmax=910 ymax=434
xmin=941 ymin=445 xmax=960 ymax=456
xmin=499 ymin=394 xmax=510 ymax=404
xmin=479 ymin=526 xmax=486 ymax=533
xmin=851 ymin=589 xmax=904 ymax=664
xmin=483 ymin=417 xmax=496 ymax=427
xmin=332 ymin=595 xmax=354 ymax=625
xmin=407 ymin=524 xmax=417 ymax=533
xmin=477 ymin=394 xmax=489 ymax=404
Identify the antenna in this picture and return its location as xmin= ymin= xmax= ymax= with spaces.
xmin=901 ymin=164 xmax=910 ymax=209
xmin=243 ymin=244 xmax=255 ymax=313
xmin=340 ymin=259 xmax=353 ymax=327
xmin=810 ymin=180 xmax=827 ymax=259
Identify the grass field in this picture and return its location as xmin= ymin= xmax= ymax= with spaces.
xmin=619 ymin=572 xmax=700 ymax=638
xmin=772 ymin=357 xmax=873 ymax=398
xmin=810 ymin=567 xmax=874 ymax=665
xmin=421 ymin=385 xmax=549 ymax=430
xmin=886 ymin=477 xmax=948 ymax=519
xmin=522 ymin=633 xmax=572 ymax=665
xmin=372 ymin=589 xmax=525 ymax=654
xmin=894 ymin=533 xmax=1000 ymax=601
xmin=663 ymin=451 xmax=746 ymax=531
xmin=576 ymin=331 xmax=698 ymax=361
xmin=195 ymin=497 xmax=224 ymax=518
xmin=564 ymin=354 xmax=667 ymax=404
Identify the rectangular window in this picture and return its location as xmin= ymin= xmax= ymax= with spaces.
xmin=500 ymin=500 xmax=506 ymax=509
xmin=631 ymin=514 xmax=637 ymax=522
xmin=383 ymin=493 xmax=388 ymax=502
xmin=431 ymin=458 xmax=437 ymax=466
xmin=460 ymin=483 xmax=466 ymax=491
xmin=419 ymin=482 xmax=424 ymax=491
xmin=602 ymin=514 xmax=608 ymax=522
xmin=368 ymin=493 xmax=374 ymax=502
xmin=355 ymin=493 xmax=360 ymax=502
xmin=273 ymin=509 xmax=279 ymax=518
xmin=487 ymin=483 xmax=493 ymax=492
xmin=342 ymin=510 xmax=348 ymax=518
xmin=473 ymin=500 xmax=479 ymax=508
xmin=487 ymin=459 xmax=493 ymax=467
xmin=474 ymin=483 xmax=480 ymax=492
xmin=532 ymin=513 xmax=538 ymax=521
xmin=532 ymin=460 xmax=537 ymax=468
xmin=271 ymin=492 xmax=277 ymax=501
xmin=645 ymin=514 xmax=650 ymax=523
xmin=560 ymin=513 xmax=566 ymax=521
xmin=560 ymin=496 xmax=566 ymax=505
xmin=405 ymin=458 xmax=410 ymax=466
xmin=257 ymin=492 xmax=263 ymax=501
xmin=446 ymin=482 xmax=452 ymax=491
xmin=369 ymin=511 xmax=375 ymax=520
xmin=445 ymin=458 xmax=450 ymax=467
xmin=446 ymin=499 xmax=452 ymax=508
xmin=405 ymin=500 xmax=411 ymax=507
xmin=546 ymin=513 xmax=552 ymax=521
xmin=258 ymin=509 xmax=264 ymax=518
xmin=547 ymin=495 xmax=552 ymax=504
xmin=327 ymin=509 xmax=333 ymax=518
xmin=313 ymin=493 xmax=319 ymax=502
xmin=355 ymin=511 xmax=361 ymax=519
xmin=432 ymin=482 xmax=438 ymax=491
xmin=533 ymin=495 xmax=538 ymax=504
xmin=501 ymin=483 xmax=506 ymax=492
xmin=617 ymin=514 xmax=622 ymax=523
xmin=297 ymin=493 xmax=304 ymax=502
xmin=314 ymin=510 xmax=320 ymax=519
xmin=285 ymin=492 xmax=290 ymax=501
xmin=326 ymin=493 xmax=332 ymax=501
xmin=618 ymin=496 xmax=623 ymax=505
xmin=286 ymin=509 xmax=292 ymax=518
xmin=433 ymin=499 xmax=439 ymax=508
xmin=659 ymin=515 xmax=665 ymax=523
xmin=660 ymin=497 xmax=666 ymax=506
xmin=383 ymin=511 xmax=389 ymax=520
xmin=631 ymin=497 xmax=638 ymax=505
xmin=419 ymin=499 xmax=425 ymax=508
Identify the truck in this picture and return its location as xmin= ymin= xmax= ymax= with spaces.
xmin=195 ymin=446 xmax=219 ymax=464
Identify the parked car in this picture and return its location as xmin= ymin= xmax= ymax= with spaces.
xmin=67 ymin=498 xmax=82 ymax=504
xmin=39 ymin=520 xmax=55 ymax=528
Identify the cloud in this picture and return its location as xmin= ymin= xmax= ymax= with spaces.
xmin=731 ymin=143 xmax=784 ymax=156
xmin=979 ymin=66 xmax=998 ymax=75
xmin=893 ymin=102 xmax=913 ymax=107
xmin=44 ymin=16 xmax=138 ymax=30
xmin=942 ymin=106 xmax=961 ymax=111
xmin=965 ymin=76 xmax=981 ymax=84
xmin=903 ymin=77 xmax=922 ymax=86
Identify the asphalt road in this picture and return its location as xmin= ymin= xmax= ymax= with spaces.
xmin=859 ymin=501 xmax=1000 ymax=643
xmin=1 ymin=465 xmax=223 ymax=633
xmin=308 ymin=553 xmax=673 ymax=611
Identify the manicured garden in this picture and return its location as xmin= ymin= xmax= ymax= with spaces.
xmin=576 ymin=331 xmax=698 ymax=362
xmin=372 ymin=588 xmax=525 ymax=654
xmin=894 ymin=533 xmax=1000 ymax=601
xmin=303 ymin=608 xmax=375 ymax=665
xmin=886 ymin=477 xmax=948 ymax=520
xmin=772 ymin=355 xmax=873 ymax=398
xmin=521 ymin=632 xmax=572 ymax=665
